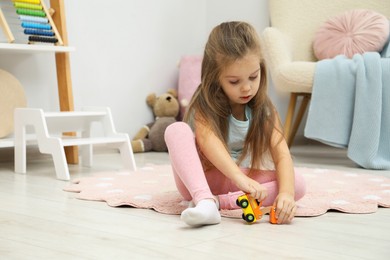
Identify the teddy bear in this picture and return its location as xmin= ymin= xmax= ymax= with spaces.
xmin=131 ymin=88 xmax=180 ymax=153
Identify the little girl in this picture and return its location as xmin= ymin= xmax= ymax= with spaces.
xmin=165 ymin=21 xmax=306 ymax=227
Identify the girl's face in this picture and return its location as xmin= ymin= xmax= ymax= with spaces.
xmin=219 ymin=52 xmax=261 ymax=109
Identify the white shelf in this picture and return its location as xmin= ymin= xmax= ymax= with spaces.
xmin=61 ymin=136 xmax=129 ymax=147
xmin=44 ymin=111 xmax=106 ymax=118
xmin=0 ymin=43 xmax=75 ymax=53
xmin=0 ymin=134 xmax=37 ymax=148
xmin=0 ymin=134 xmax=126 ymax=148
xmin=0 ymin=137 xmax=15 ymax=148
xmin=0 ymin=135 xmax=126 ymax=148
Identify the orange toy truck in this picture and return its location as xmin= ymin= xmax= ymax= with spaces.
xmin=236 ymin=194 xmax=277 ymax=224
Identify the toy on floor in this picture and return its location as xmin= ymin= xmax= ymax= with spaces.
xmin=131 ymin=88 xmax=179 ymax=153
xmin=236 ymin=194 xmax=277 ymax=224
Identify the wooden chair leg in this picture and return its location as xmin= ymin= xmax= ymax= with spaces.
xmin=284 ymin=93 xmax=311 ymax=147
xmin=288 ymin=94 xmax=311 ymax=147
xmin=284 ymin=93 xmax=298 ymax=146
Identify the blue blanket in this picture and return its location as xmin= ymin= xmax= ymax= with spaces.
xmin=305 ymin=52 xmax=390 ymax=170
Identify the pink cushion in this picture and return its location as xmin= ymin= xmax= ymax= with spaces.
xmin=313 ymin=9 xmax=390 ymax=60
xmin=177 ymin=55 xmax=202 ymax=120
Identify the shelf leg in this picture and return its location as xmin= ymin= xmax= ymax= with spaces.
xmin=50 ymin=0 xmax=78 ymax=164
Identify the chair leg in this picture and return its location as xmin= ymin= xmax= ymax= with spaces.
xmin=288 ymin=94 xmax=311 ymax=147
xmin=284 ymin=93 xmax=298 ymax=146
xmin=284 ymin=93 xmax=311 ymax=147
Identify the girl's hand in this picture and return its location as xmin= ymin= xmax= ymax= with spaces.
xmin=234 ymin=174 xmax=268 ymax=202
xmin=274 ymin=192 xmax=296 ymax=224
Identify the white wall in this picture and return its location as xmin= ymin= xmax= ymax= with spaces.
xmin=0 ymin=0 xmax=290 ymax=138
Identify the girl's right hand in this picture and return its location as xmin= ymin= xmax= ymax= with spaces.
xmin=234 ymin=174 xmax=268 ymax=202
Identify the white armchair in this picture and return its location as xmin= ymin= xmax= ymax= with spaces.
xmin=263 ymin=0 xmax=390 ymax=147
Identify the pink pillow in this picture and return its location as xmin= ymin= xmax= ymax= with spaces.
xmin=313 ymin=9 xmax=390 ymax=60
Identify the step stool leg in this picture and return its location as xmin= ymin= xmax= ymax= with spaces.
xmin=45 ymin=139 xmax=70 ymax=180
xmin=81 ymin=144 xmax=93 ymax=167
xmin=118 ymin=138 xmax=136 ymax=171
xmin=80 ymin=128 xmax=92 ymax=167
xmin=14 ymin=117 xmax=26 ymax=174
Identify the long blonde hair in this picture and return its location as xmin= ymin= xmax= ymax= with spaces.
xmin=184 ymin=21 xmax=278 ymax=171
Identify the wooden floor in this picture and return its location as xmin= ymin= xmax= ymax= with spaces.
xmin=0 ymin=141 xmax=389 ymax=259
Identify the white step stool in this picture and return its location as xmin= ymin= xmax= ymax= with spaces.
xmin=14 ymin=107 xmax=136 ymax=180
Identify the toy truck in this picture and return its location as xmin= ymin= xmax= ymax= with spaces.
xmin=236 ymin=194 xmax=277 ymax=224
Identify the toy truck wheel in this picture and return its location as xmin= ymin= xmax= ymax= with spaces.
xmin=245 ymin=214 xmax=255 ymax=223
xmin=239 ymin=199 xmax=249 ymax=209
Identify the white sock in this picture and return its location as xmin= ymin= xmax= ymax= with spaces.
xmin=181 ymin=199 xmax=221 ymax=227
xmin=187 ymin=201 xmax=195 ymax=208
xmin=188 ymin=196 xmax=219 ymax=209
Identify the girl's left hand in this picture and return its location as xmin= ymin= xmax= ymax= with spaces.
xmin=273 ymin=193 xmax=296 ymax=224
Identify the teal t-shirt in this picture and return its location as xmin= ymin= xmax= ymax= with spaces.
xmin=228 ymin=105 xmax=251 ymax=167
xmin=188 ymin=105 xmax=273 ymax=169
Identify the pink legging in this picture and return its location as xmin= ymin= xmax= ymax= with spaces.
xmin=164 ymin=122 xmax=306 ymax=210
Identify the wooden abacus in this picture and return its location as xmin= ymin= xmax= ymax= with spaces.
xmin=0 ymin=0 xmax=63 ymax=45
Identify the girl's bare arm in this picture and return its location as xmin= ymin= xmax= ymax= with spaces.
xmin=195 ymin=120 xmax=268 ymax=201
xmin=270 ymin=117 xmax=296 ymax=223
